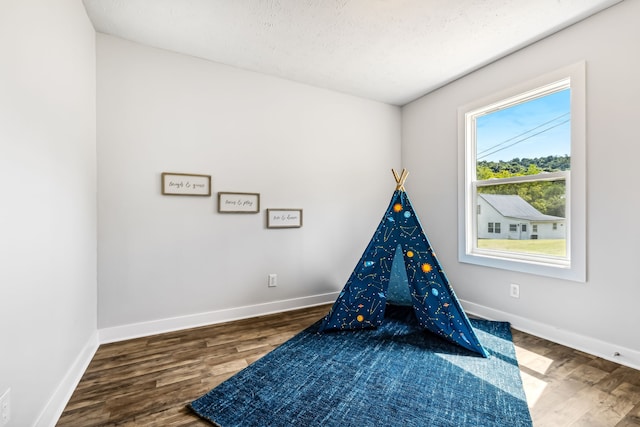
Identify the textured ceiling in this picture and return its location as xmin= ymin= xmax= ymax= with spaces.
xmin=83 ymin=0 xmax=622 ymax=105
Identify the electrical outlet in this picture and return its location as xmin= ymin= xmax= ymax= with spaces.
xmin=268 ymin=274 xmax=277 ymax=287
xmin=510 ymin=283 xmax=520 ymax=299
xmin=1 ymin=388 xmax=10 ymax=426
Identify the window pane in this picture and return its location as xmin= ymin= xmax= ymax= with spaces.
xmin=477 ymin=180 xmax=566 ymax=257
xmin=476 ymin=89 xmax=571 ymax=175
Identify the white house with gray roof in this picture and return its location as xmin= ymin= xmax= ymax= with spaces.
xmin=477 ymin=194 xmax=566 ymax=240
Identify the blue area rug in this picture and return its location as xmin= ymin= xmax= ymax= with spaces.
xmin=190 ymin=306 xmax=532 ymax=426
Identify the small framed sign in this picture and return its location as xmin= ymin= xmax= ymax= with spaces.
xmin=218 ymin=192 xmax=260 ymax=213
xmin=161 ymin=172 xmax=211 ymax=196
xmin=267 ymin=209 xmax=303 ymax=229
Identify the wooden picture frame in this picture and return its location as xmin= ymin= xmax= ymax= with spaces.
xmin=218 ymin=192 xmax=260 ymax=213
xmin=161 ymin=172 xmax=211 ymax=196
xmin=266 ymin=209 xmax=303 ymax=229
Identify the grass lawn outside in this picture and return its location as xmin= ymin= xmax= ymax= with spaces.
xmin=477 ymin=238 xmax=566 ymax=257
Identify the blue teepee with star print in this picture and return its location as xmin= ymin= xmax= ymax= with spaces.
xmin=319 ymin=169 xmax=488 ymax=357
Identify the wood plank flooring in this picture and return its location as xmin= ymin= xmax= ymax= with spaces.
xmin=57 ymin=305 xmax=640 ymax=426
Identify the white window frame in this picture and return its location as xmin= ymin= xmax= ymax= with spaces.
xmin=457 ymin=62 xmax=586 ymax=282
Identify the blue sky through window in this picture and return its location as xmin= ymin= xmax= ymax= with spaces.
xmin=476 ymin=89 xmax=570 ymax=162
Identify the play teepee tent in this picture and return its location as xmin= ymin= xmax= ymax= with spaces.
xmin=319 ymin=169 xmax=489 ymax=357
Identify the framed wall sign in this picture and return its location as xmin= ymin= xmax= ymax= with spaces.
xmin=267 ymin=209 xmax=303 ymax=228
xmin=218 ymin=192 xmax=260 ymax=213
xmin=161 ymin=172 xmax=211 ymax=196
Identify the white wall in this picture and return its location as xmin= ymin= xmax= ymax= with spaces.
xmin=0 ymin=1 xmax=97 ymax=426
xmin=402 ymin=0 xmax=640 ymax=367
xmin=97 ymin=35 xmax=401 ymax=332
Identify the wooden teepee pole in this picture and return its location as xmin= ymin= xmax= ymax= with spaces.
xmin=392 ymin=168 xmax=409 ymax=191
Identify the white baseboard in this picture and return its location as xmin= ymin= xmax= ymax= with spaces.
xmin=35 ymin=331 xmax=99 ymax=427
xmin=460 ymin=299 xmax=640 ymax=371
xmin=98 ymin=292 xmax=339 ymax=344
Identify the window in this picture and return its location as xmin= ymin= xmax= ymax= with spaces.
xmin=458 ymin=62 xmax=586 ymax=282
xmin=488 ymin=222 xmax=501 ymax=233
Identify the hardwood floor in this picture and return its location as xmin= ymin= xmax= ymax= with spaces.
xmin=57 ymin=305 xmax=640 ymax=426
xmin=512 ymin=330 xmax=640 ymax=426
